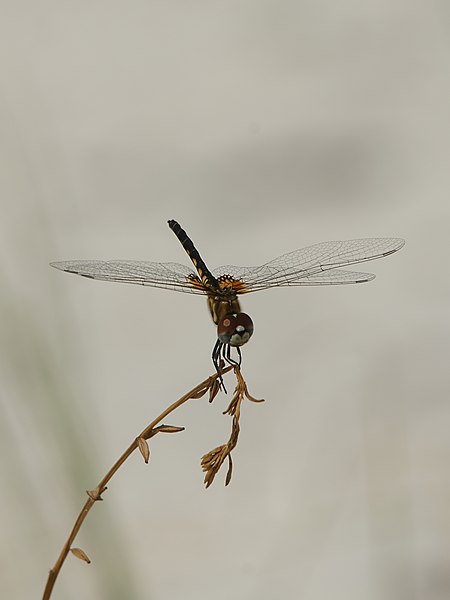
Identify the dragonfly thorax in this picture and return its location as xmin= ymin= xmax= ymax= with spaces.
xmin=217 ymin=312 xmax=254 ymax=348
xmin=208 ymin=294 xmax=241 ymax=325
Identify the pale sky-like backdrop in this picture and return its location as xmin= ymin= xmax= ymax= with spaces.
xmin=1 ymin=2 xmax=449 ymax=599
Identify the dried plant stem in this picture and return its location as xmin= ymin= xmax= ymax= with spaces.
xmin=42 ymin=368 xmax=231 ymax=600
xmin=201 ymin=365 xmax=264 ymax=487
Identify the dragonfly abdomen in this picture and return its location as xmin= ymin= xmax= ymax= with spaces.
xmin=168 ymin=220 xmax=218 ymax=291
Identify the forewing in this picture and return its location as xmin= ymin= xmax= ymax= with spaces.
xmin=213 ymin=238 xmax=404 ymax=292
xmin=50 ymin=260 xmax=207 ymax=295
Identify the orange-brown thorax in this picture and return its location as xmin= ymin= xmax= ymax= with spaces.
xmin=208 ymin=294 xmax=241 ymax=324
xmin=188 ymin=273 xmax=247 ymax=325
xmin=211 ymin=276 xmax=247 ymax=323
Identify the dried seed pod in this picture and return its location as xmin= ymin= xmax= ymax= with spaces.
xmin=156 ymin=425 xmax=185 ymax=434
xmin=209 ymin=378 xmax=221 ymax=403
xmin=225 ymin=455 xmax=233 ymax=486
xmin=86 ymin=487 xmax=106 ymax=501
xmin=137 ymin=437 xmax=150 ymax=463
xmin=70 ymin=547 xmax=91 ymax=564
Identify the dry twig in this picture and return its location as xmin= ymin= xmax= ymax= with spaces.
xmin=42 ymin=365 xmax=262 ymax=600
xmin=201 ymin=366 xmax=264 ymax=488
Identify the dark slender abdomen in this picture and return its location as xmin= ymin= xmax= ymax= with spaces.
xmin=168 ymin=220 xmax=218 ymax=291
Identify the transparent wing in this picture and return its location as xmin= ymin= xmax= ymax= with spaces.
xmin=50 ymin=260 xmax=207 ymax=295
xmin=213 ymin=238 xmax=405 ymax=292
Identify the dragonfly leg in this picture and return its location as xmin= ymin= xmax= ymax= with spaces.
xmin=224 ymin=344 xmax=240 ymax=368
xmin=211 ymin=339 xmax=241 ymax=393
xmin=212 ymin=339 xmax=227 ymax=393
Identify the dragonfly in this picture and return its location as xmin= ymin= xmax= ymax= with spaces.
xmin=51 ymin=220 xmax=404 ymax=388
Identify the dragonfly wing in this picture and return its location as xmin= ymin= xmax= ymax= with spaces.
xmin=275 ymin=269 xmax=377 ymax=285
xmin=50 ymin=260 xmax=207 ymax=295
xmin=213 ymin=238 xmax=404 ymax=292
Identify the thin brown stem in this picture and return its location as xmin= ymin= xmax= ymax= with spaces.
xmin=42 ymin=368 xmax=231 ymax=600
xmin=201 ymin=365 xmax=264 ymax=488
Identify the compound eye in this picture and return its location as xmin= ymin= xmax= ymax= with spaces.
xmin=217 ymin=312 xmax=254 ymax=347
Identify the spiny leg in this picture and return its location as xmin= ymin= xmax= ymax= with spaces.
xmin=212 ymin=339 xmax=227 ymax=393
xmin=236 ymin=346 xmax=242 ymax=367
xmin=212 ymin=339 xmax=242 ymax=393
xmin=224 ymin=343 xmax=240 ymax=367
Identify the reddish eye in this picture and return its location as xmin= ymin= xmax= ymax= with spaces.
xmin=217 ymin=312 xmax=254 ymax=347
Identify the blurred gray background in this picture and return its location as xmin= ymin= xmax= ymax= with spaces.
xmin=1 ymin=1 xmax=449 ymax=599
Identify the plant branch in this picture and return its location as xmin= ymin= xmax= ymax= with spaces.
xmin=42 ymin=367 xmax=231 ymax=600
xmin=201 ymin=365 xmax=264 ymax=487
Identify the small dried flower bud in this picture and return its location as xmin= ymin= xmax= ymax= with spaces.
xmin=70 ymin=547 xmax=91 ymax=564
xmin=209 ymin=378 xmax=221 ymax=403
xmin=137 ymin=437 xmax=150 ymax=463
xmin=225 ymin=455 xmax=233 ymax=486
xmin=156 ymin=425 xmax=185 ymax=434
xmin=86 ymin=487 xmax=106 ymax=501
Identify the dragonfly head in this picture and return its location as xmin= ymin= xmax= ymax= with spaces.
xmin=217 ymin=313 xmax=254 ymax=347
